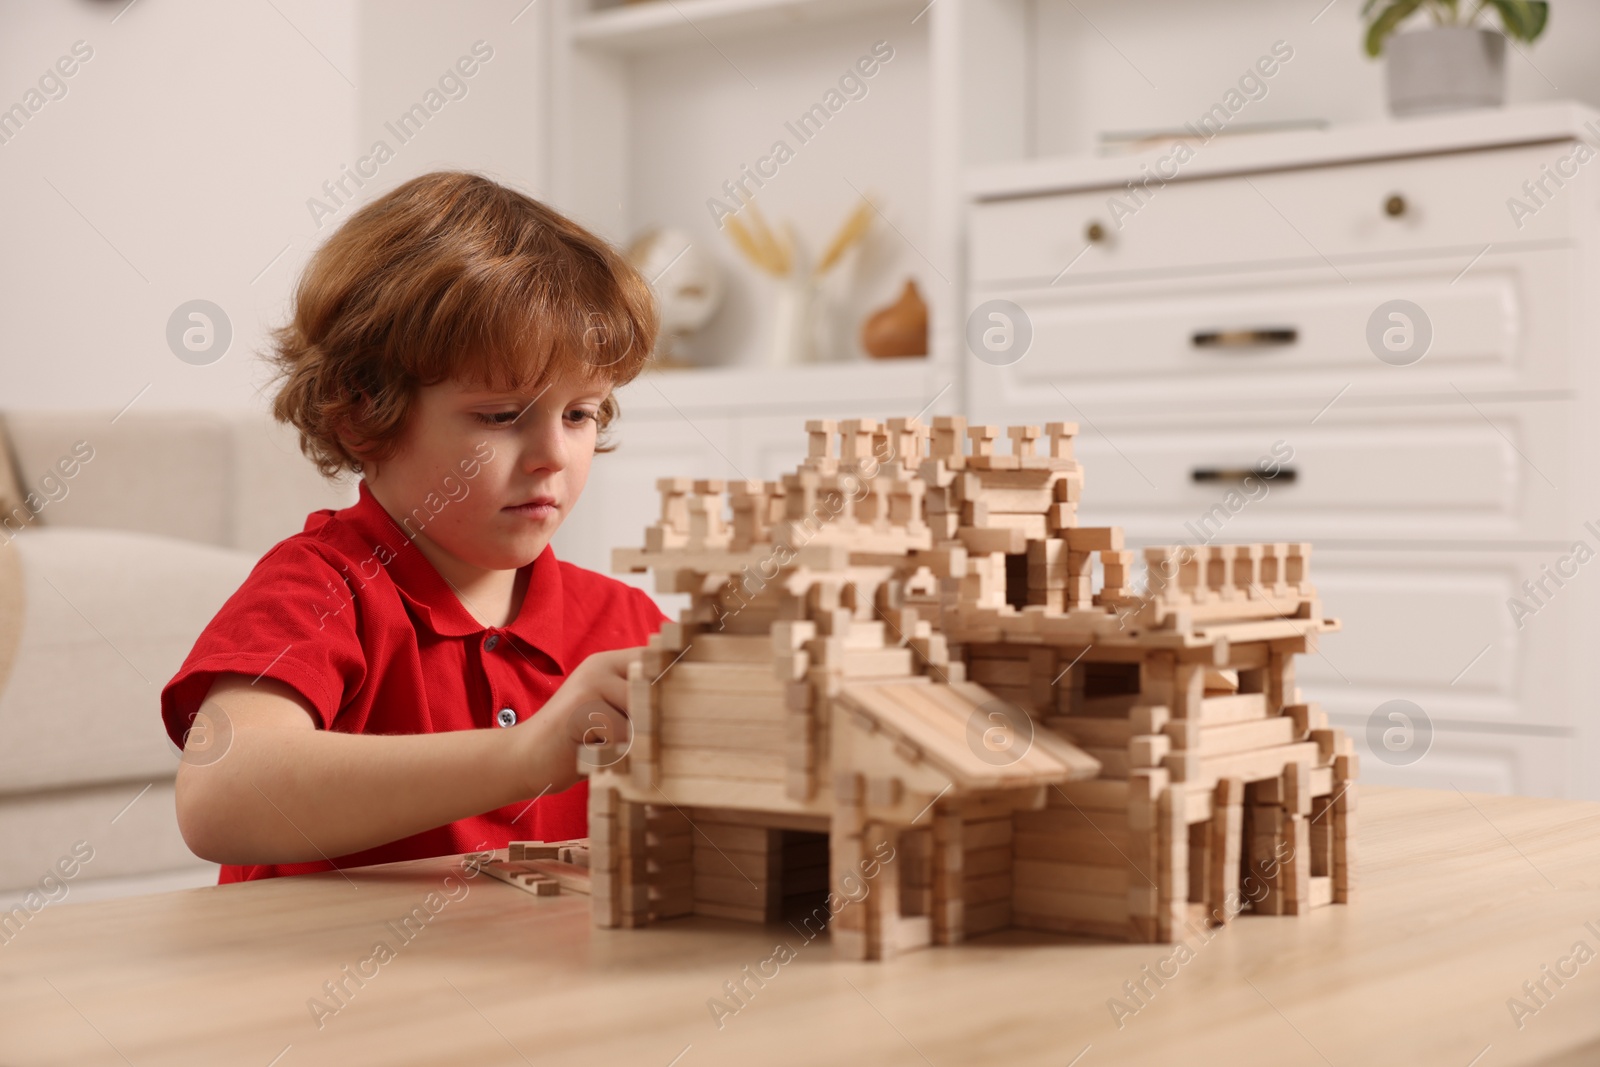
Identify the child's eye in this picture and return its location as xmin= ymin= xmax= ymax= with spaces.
xmin=565 ymin=409 xmax=598 ymax=426
xmin=472 ymin=411 xmax=520 ymax=426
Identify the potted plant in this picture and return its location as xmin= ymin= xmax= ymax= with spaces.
xmin=1363 ymin=0 xmax=1549 ymax=116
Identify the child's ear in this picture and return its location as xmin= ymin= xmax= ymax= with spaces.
xmin=336 ymin=420 xmax=383 ymax=473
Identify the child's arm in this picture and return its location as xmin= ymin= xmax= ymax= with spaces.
xmin=172 ymin=648 xmax=637 ymax=866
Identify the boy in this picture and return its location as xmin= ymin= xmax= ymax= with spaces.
xmin=160 ymin=171 xmax=668 ymax=882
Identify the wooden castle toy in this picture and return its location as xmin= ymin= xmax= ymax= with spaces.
xmin=587 ymin=416 xmax=1351 ymax=960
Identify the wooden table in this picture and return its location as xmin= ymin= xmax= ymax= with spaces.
xmin=3 ymin=786 xmax=1599 ymax=1066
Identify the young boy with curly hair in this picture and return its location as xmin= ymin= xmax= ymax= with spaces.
xmin=160 ymin=171 xmax=666 ymax=882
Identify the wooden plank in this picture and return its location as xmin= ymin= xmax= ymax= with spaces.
xmin=659 ymin=689 xmax=788 ymax=721
xmin=661 ymin=749 xmax=786 ymax=780
xmin=963 ymin=898 xmax=1012 ymax=935
xmin=651 ymin=775 xmax=821 ymax=812
xmin=1198 ymin=693 xmax=1269 ymax=725
xmin=693 ymin=899 xmax=768 ymax=923
xmin=689 ymin=635 xmax=773 ymax=663
xmin=1015 ymin=806 xmax=1129 ymax=837
xmin=1013 ymin=859 xmax=1130 ymax=897
xmin=660 ymin=663 xmax=786 ymax=692
xmin=694 ymin=873 xmax=769 ymax=909
xmin=1171 ymin=716 xmax=1298 ymax=757
xmin=1076 ymin=694 xmax=1143 ymax=717
xmin=689 ymin=823 xmax=777 ymax=853
xmin=1048 ymin=779 xmax=1130 ymax=812
xmin=658 ymin=720 xmax=789 ymax=750
xmin=1208 ymin=778 xmax=1244 ymax=926
xmin=519 ymin=859 xmax=592 ymax=895
xmin=963 ymin=872 xmax=1013 ymax=905
xmin=681 ymin=808 xmax=829 ymax=833
xmin=964 ymin=845 xmax=1012 ymax=878
xmin=1012 ymin=911 xmax=1133 ymax=941
xmin=692 ymin=848 xmax=766 ymax=879
xmin=1049 ymin=717 xmax=1132 ymax=748
xmin=1081 ymin=746 xmax=1130 ymax=779
xmin=1013 ymin=885 xmax=1130 ymax=925
xmin=1170 ymin=741 xmax=1324 ymax=788
xmin=962 ymin=818 xmax=1014 ymax=851
xmin=473 ymin=860 xmax=565 ymax=897
xmin=839 ymin=648 xmax=916 ymax=677
xmin=1014 ymin=828 xmax=1132 ymax=867
xmin=969 ymin=659 xmax=1032 ymax=686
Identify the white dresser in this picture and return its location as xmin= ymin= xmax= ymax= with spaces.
xmin=964 ymin=102 xmax=1600 ymax=800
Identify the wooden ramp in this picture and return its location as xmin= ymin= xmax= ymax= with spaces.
xmin=835 ymin=678 xmax=1101 ymax=793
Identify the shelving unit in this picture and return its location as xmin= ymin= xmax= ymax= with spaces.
xmin=571 ymin=0 xmax=922 ymax=54
xmin=544 ymin=0 xmax=1032 ymax=376
xmin=543 ymin=0 xmax=1033 ymax=585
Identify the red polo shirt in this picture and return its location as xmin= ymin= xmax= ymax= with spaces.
xmin=160 ymin=480 xmax=667 ymax=883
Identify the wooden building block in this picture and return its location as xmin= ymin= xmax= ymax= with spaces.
xmin=1282 ymin=760 xmax=1312 ymax=817
xmin=1281 ymin=814 xmax=1311 ymax=915
xmin=1156 ymin=785 xmax=1187 ymax=942
xmin=1129 ymin=734 xmax=1172 ymax=768
xmin=1332 ymin=811 xmax=1356 ymax=903
xmin=1207 ymin=777 xmax=1244 ymax=926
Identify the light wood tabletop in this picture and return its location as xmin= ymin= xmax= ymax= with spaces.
xmin=2 ymin=785 xmax=1599 ymax=1066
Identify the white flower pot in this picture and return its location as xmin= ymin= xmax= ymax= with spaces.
xmin=1386 ymin=26 xmax=1507 ymax=117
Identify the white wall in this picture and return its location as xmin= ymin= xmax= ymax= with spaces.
xmin=1028 ymin=0 xmax=1600 ymax=159
xmin=0 ymin=0 xmax=545 ymax=416
xmin=353 ymin=0 xmax=548 ymax=225
xmin=0 ymin=0 xmax=359 ymax=413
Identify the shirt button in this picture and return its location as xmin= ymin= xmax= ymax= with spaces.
xmin=496 ymin=707 xmax=517 ymax=728
xmin=484 ymin=634 xmax=499 ymax=651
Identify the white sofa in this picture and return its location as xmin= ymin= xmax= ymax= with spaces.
xmin=0 ymin=411 xmax=354 ymax=904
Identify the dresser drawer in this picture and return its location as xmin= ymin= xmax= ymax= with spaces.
xmin=1291 ymin=548 xmax=1586 ymax=734
xmin=967 ymin=248 xmax=1574 ymax=412
xmin=971 ymin=142 xmax=1576 ymax=287
xmin=1329 ymin=719 xmax=1573 ymax=798
xmin=1066 ymin=401 xmax=1571 ymax=543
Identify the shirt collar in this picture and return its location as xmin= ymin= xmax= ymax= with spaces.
xmin=334 ymin=480 xmax=571 ymax=673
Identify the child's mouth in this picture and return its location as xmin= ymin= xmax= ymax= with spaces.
xmin=504 ymin=499 xmax=558 ymax=521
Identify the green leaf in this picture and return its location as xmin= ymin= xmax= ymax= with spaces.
xmin=1365 ymin=0 xmax=1427 ymax=56
xmin=1485 ymin=0 xmax=1549 ymax=40
xmin=1485 ymin=0 xmax=1525 ymax=36
xmin=1523 ymin=1 xmax=1549 ymax=40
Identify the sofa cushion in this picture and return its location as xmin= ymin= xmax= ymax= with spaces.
xmin=0 ymin=542 xmax=19 ymax=696
xmin=1 ymin=410 xmax=354 ymax=552
xmin=0 ymin=779 xmax=213 ymax=894
xmin=0 ymin=527 xmax=256 ymax=794
xmin=0 ymin=414 xmax=24 ymax=519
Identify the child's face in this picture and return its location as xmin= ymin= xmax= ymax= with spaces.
xmin=367 ymin=372 xmax=608 ymax=575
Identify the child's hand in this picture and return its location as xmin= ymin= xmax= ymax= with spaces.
xmin=514 ymin=647 xmax=640 ymax=795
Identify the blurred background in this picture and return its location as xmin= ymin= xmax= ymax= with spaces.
xmin=3 ymin=0 xmax=1598 ymax=907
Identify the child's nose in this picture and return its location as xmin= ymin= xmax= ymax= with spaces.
xmin=519 ymin=419 xmax=567 ymax=473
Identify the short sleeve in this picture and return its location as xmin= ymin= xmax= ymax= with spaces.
xmin=632 ymin=586 xmax=671 ymax=631
xmin=160 ymin=540 xmax=368 ymax=744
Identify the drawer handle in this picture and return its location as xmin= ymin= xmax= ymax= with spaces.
xmin=1085 ymin=221 xmax=1106 ymax=243
xmin=1191 ymin=328 xmax=1298 ymax=350
xmin=1385 ymin=194 xmax=1407 ymax=217
xmin=1191 ymin=466 xmax=1298 ymax=485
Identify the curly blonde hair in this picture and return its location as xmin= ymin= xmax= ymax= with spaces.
xmin=267 ymin=171 xmax=658 ymax=479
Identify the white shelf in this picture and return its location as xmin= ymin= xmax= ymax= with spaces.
xmin=966 ymin=101 xmax=1600 ymax=201
xmin=617 ymin=358 xmax=949 ymax=417
xmin=572 ymin=0 xmax=924 ymax=53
